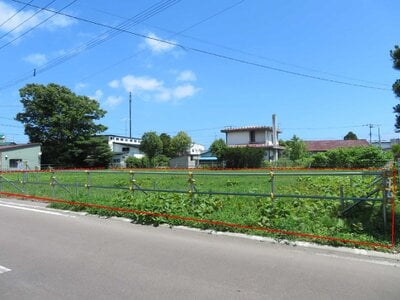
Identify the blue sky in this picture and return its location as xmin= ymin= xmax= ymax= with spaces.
xmin=0 ymin=0 xmax=399 ymax=147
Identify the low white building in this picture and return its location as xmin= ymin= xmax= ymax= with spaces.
xmin=0 ymin=143 xmax=42 ymax=171
xmin=221 ymin=114 xmax=283 ymax=161
xmin=169 ymin=143 xmax=206 ymax=168
xmin=102 ymin=135 xmax=144 ymax=167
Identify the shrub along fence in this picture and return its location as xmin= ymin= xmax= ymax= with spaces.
xmin=0 ymin=168 xmax=397 ymax=249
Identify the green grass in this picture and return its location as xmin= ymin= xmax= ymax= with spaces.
xmin=0 ymin=168 xmax=397 ymax=250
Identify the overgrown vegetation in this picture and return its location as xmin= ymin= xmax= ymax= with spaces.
xmin=0 ymin=169 xmax=396 ymax=250
xmin=310 ymin=146 xmax=391 ymax=168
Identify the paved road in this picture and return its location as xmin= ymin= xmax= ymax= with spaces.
xmin=0 ymin=198 xmax=400 ymax=299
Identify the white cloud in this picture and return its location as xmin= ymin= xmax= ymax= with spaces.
xmin=176 ymin=70 xmax=197 ymax=82
xmin=90 ymin=89 xmax=103 ymax=101
xmin=121 ymin=75 xmax=163 ymax=92
xmin=113 ymin=73 xmax=200 ymax=103
xmin=0 ymin=1 xmax=75 ymax=38
xmin=173 ymin=84 xmax=200 ymax=100
xmin=75 ymin=82 xmax=87 ymax=91
xmin=105 ymin=95 xmax=123 ymax=108
xmin=108 ymin=79 xmax=120 ymax=89
xmin=23 ymin=53 xmax=47 ymax=66
xmin=144 ymin=32 xmax=176 ymax=53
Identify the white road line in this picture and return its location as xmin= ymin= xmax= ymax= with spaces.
xmin=316 ymin=253 xmax=400 ymax=268
xmin=0 ymin=203 xmax=75 ymax=218
xmin=0 ymin=265 xmax=11 ymax=274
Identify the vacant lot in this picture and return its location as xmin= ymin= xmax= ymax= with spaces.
xmin=0 ymin=168 xmax=397 ymax=249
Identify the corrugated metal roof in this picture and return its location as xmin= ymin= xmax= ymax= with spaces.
xmin=304 ymin=140 xmax=369 ymax=152
xmin=0 ymin=143 xmax=41 ymax=152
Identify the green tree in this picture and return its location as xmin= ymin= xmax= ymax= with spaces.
xmin=391 ymin=144 xmax=400 ymax=159
xmin=170 ymin=131 xmax=192 ymax=157
xmin=391 ymin=45 xmax=400 ymax=130
xmin=344 ymin=131 xmax=358 ymax=140
xmin=159 ymin=133 xmax=172 ymax=157
xmin=310 ymin=146 xmax=390 ymax=168
xmin=74 ymin=136 xmax=113 ymax=167
xmin=284 ymin=135 xmax=307 ymax=161
xmin=210 ymin=138 xmax=227 ymax=162
xmin=139 ymin=131 xmax=163 ymax=165
xmin=224 ymin=147 xmax=264 ymax=168
xmin=15 ymin=83 xmax=110 ymax=167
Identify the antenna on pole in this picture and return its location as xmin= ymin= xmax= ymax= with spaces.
xmin=363 ymin=124 xmax=381 ymax=145
xmin=129 ymin=92 xmax=132 ymax=139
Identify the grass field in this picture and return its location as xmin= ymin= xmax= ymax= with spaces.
xmin=0 ymin=168 xmax=397 ymax=250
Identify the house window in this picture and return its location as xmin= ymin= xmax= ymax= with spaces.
xmin=250 ymin=131 xmax=256 ymax=143
xmin=122 ymin=147 xmax=129 ymax=152
xmin=9 ymin=159 xmax=22 ymax=169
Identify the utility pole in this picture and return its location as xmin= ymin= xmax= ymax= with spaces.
xmin=364 ymin=124 xmax=381 ymax=145
xmin=129 ymin=92 xmax=132 ymax=139
xmin=378 ymin=126 xmax=381 ymax=148
xmin=368 ymin=124 xmax=373 ymax=144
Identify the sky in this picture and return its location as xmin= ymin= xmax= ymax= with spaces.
xmin=0 ymin=0 xmax=399 ymax=148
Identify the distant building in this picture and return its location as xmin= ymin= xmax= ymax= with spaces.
xmin=221 ymin=114 xmax=283 ymax=161
xmin=101 ymin=135 xmax=144 ymax=167
xmin=0 ymin=143 xmax=42 ymax=171
xmin=371 ymin=139 xmax=400 ymax=151
xmin=199 ymin=150 xmax=218 ymax=167
xmin=169 ymin=143 xmax=206 ymax=168
xmin=304 ymin=139 xmax=369 ymax=153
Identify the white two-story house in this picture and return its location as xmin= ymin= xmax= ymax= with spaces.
xmin=102 ymin=135 xmax=144 ymax=167
xmin=221 ymin=115 xmax=284 ymax=161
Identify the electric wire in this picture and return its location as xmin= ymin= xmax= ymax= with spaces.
xmin=0 ymin=0 xmax=78 ymax=51
xmin=37 ymin=0 xmax=182 ymax=74
xmin=75 ymin=1 xmax=386 ymax=88
xmin=4 ymin=0 xmax=391 ymax=91
xmin=0 ymin=0 xmax=35 ymax=28
xmin=79 ymin=0 xmax=245 ymax=81
xmin=0 ymin=0 xmax=182 ymax=89
xmin=0 ymin=0 xmax=57 ymax=41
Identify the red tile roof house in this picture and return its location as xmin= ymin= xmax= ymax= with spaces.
xmin=221 ymin=115 xmax=284 ymax=161
xmin=304 ymin=139 xmax=369 ymax=153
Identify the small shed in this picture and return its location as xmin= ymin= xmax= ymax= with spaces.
xmin=0 ymin=143 xmax=42 ymax=171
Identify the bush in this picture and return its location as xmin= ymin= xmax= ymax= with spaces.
xmin=153 ymin=155 xmax=170 ymax=167
xmin=125 ymin=156 xmax=150 ymax=168
xmin=224 ymin=147 xmax=264 ymax=168
xmin=310 ymin=146 xmax=391 ymax=168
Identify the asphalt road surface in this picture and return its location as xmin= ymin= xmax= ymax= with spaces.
xmin=1 ymin=198 xmax=400 ymax=299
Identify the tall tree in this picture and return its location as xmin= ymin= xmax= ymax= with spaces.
xmin=284 ymin=135 xmax=307 ymax=161
xmin=159 ymin=133 xmax=172 ymax=157
xmin=170 ymin=131 xmax=192 ymax=157
xmin=139 ymin=131 xmax=163 ymax=165
xmin=391 ymin=45 xmax=400 ymax=130
xmin=344 ymin=131 xmax=358 ymax=140
xmin=15 ymin=83 xmax=110 ymax=167
xmin=210 ymin=138 xmax=227 ymax=162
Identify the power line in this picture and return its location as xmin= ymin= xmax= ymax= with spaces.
xmin=0 ymin=0 xmax=78 ymax=50
xmin=37 ymin=0 xmax=182 ymax=74
xmin=145 ymin=24 xmax=389 ymax=88
xmin=0 ymin=0 xmax=182 ymax=89
xmin=4 ymin=0 xmax=392 ymax=91
xmin=79 ymin=0 xmax=245 ymax=81
xmin=0 ymin=0 xmax=57 ymax=41
xmin=75 ymin=1 xmax=388 ymax=88
xmin=0 ymin=0 xmax=34 ymax=28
